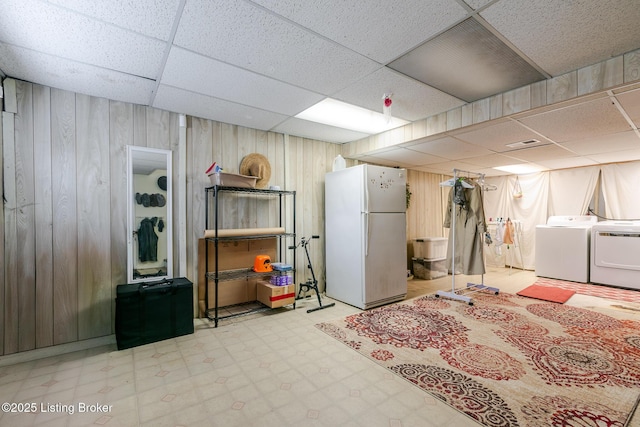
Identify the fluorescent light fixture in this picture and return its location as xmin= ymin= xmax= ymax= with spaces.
xmin=295 ymin=98 xmax=409 ymax=134
xmin=493 ymin=163 xmax=545 ymax=174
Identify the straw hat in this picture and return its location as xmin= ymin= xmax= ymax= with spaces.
xmin=240 ymin=153 xmax=271 ymax=188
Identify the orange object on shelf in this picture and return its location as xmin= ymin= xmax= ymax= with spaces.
xmin=253 ymin=255 xmax=272 ymax=272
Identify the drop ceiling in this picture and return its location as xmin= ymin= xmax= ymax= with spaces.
xmin=1 ymin=0 xmax=640 ymax=175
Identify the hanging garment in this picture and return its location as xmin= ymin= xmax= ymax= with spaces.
xmin=453 ymin=180 xmax=468 ymax=209
xmin=503 ymin=219 xmax=515 ymax=245
xmin=444 ymin=179 xmax=486 ymax=275
xmin=494 ymin=221 xmax=504 ymax=256
xmin=138 ymin=217 xmax=159 ymax=262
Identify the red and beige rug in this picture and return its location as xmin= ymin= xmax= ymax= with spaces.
xmin=317 ymin=292 xmax=640 ymax=427
xmin=532 ymin=277 xmax=640 ymax=304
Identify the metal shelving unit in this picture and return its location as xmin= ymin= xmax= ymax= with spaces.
xmin=204 ymin=185 xmax=296 ymax=326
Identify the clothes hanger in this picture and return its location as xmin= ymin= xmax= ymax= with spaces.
xmin=439 ymin=177 xmax=473 ymax=188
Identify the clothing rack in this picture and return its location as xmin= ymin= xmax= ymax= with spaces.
xmin=437 ymin=168 xmax=499 ymax=305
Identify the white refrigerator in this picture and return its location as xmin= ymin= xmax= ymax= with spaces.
xmin=325 ymin=164 xmax=407 ymax=309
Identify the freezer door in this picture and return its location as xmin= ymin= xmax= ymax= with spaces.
xmin=363 ymin=212 xmax=407 ymax=307
xmin=364 ymin=165 xmax=406 ymax=213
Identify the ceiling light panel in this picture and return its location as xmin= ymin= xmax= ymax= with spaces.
xmin=388 ymin=18 xmax=546 ymax=102
xmin=295 ymin=98 xmax=409 ymax=134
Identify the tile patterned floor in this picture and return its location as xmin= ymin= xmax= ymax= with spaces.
xmin=533 ymin=276 xmax=640 ymax=303
xmin=0 ymin=268 xmax=638 ymax=426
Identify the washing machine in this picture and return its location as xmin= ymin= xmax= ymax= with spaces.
xmin=591 ymin=221 xmax=640 ymax=290
xmin=535 ymin=215 xmax=598 ymax=283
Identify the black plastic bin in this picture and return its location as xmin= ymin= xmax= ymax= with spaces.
xmin=115 ymin=277 xmax=194 ymax=350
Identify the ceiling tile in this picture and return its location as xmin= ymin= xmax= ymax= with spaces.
xmin=46 ymin=0 xmax=180 ymax=40
xmin=519 ymin=97 xmax=633 ymax=143
xmin=161 ymin=47 xmax=324 ymax=116
xmin=1 ymin=0 xmax=165 ymax=79
xmin=414 ymin=160 xmax=502 ymax=176
xmin=461 ymin=0 xmax=494 ymax=10
xmin=405 ymin=136 xmax=494 ymax=159
xmin=461 ymin=153 xmax=528 ymax=168
xmin=453 ymin=119 xmax=548 ymax=152
xmin=535 ymin=156 xmax=598 ymax=170
xmin=271 ymin=117 xmax=369 ymax=144
xmin=153 ymin=85 xmax=288 ymax=131
xmin=173 ymin=0 xmax=380 ymax=95
xmin=365 ymin=147 xmax=447 ymax=166
xmin=616 ymin=88 xmax=640 ymax=128
xmin=389 ymin=18 xmax=546 ymax=102
xmin=250 ymin=0 xmax=469 ymax=64
xmin=586 ymin=147 xmax=640 ymax=165
xmin=560 ymin=130 xmax=640 ymax=155
xmin=501 ymin=144 xmax=576 ymax=162
xmin=0 ymin=42 xmax=155 ymax=105
xmin=331 ymin=67 xmax=465 ymax=122
xmin=481 ymin=0 xmax=640 ymax=76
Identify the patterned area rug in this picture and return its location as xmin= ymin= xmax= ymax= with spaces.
xmin=316 ymin=292 xmax=640 ymax=427
xmin=533 ymin=277 xmax=640 ymax=304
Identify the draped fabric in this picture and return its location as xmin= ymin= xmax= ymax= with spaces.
xmin=439 ymin=161 xmax=638 ymax=273
xmin=444 ymin=180 xmax=486 ymax=275
xmin=483 ymin=173 xmax=549 ymax=270
xmin=601 ymin=163 xmax=640 ymax=220
xmin=548 ymin=166 xmax=599 ymax=217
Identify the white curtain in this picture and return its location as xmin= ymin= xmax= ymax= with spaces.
xmin=482 ymin=173 xmax=548 ymax=270
xmin=438 ymin=163 xmax=636 ymax=273
xmin=548 ymin=166 xmax=599 ymax=217
xmin=600 ymin=162 xmax=640 ymax=220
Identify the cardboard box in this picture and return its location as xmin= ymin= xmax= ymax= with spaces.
xmin=257 ymin=282 xmax=295 ymax=308
xmin=197 ymin=238 xmax=277 ymax=316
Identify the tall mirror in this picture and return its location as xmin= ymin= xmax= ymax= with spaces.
xmin=127 ymin=146 xmax=173 ymax=283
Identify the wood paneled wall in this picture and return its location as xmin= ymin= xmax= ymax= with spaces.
xmin=0 ymin=79 xmax=346 ymax=356
xmin=184 ymin=119 xmax=342 ymax=298
xmin=405 ymin=169 xmax=448 ymax=243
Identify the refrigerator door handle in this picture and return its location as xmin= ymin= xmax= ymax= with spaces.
xmin=364 ymin=183 xmax=369 ymax=213
xmin=364 ymin=165 xmax=370 ymax=213
xmin=364 ymin=212 xmax=369 ymax=256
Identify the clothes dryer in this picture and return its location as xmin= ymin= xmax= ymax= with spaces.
xmin=591 ymin=221 xmax=640 ymax=290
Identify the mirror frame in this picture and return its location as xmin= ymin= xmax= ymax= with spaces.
xmin=126 ymin=146 xmax=173 ymax=283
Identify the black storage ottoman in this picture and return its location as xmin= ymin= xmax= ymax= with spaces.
xmin=115 ymin=277 xmax=194 ymax=350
